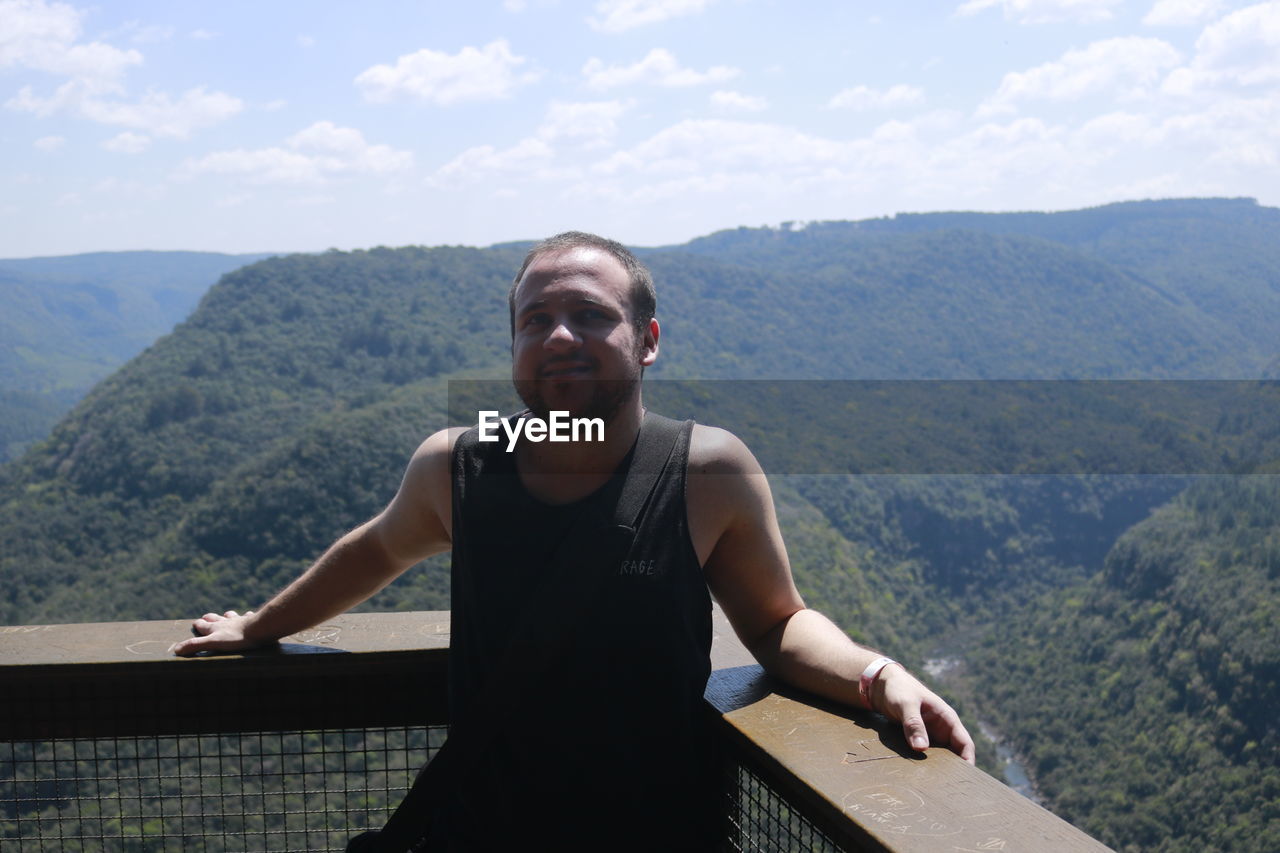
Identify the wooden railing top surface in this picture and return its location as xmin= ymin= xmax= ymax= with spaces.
xmin=1 ymin=609 xmax=1109 ymax=852
xmin=708 ymin=665 xmax=1110 ymax=852
xmin=0 ymin=607 xmax=756 ymax=669
xmin=0 ymin=610 xmax=450 ymax=666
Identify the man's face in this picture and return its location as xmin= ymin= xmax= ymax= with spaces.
xmin=510 ymin=246 xmax=658 ymax=424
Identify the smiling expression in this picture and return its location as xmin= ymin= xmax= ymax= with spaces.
xmin=510 ymin=246 xmax=658 ymax=423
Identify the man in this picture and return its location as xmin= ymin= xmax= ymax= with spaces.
xmin=173 ymin=232 xmax=974 ymax=849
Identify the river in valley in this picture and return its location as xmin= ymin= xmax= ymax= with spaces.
xmin=924 ymin=656 xmax=1043 ymax=806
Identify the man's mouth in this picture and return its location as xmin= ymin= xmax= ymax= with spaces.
xmin=539 ymin=361 xmax=594 ymax=379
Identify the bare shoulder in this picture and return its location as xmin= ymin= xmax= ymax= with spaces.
xmin=688 ymin=424 xmax=764 ymax=477
xmin=376 ymin=426 xmax=469 ymax=560
xmin=409 ymin=426 xmax=469 ymax=471
xmin=686 ymin=425 xmax=773 ymax=565
xmin=402 ymin=425 xmax=472 ymax=507
xmin=687 ymin=424 xmax=801 ymax=637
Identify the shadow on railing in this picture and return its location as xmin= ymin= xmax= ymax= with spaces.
xmin=1 ymin=611 xmax=1109 ymax=852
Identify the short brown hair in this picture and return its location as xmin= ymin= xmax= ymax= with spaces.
xmin=508 ymin=232 xmax=656 ymax=337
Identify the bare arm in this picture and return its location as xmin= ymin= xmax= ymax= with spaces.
xmin=689 ymin=426 xmax=975 ymax=764
xmin=171 ymin=427 xmax=460 ymax=656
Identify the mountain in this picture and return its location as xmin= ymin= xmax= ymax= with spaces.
xmin=651 ymin=236 xmax=1226 ymax=379
xmin=2 ymin=198 xmax=1278 ymax=850
xmin=672 ymin=197 xmax=1280 ymax=379
xmin=968 ymin=476 xmax=1280 ymax=852
xmin=1 ymin=246 xmax=521 ymax=622
xmin=0 ymin=250 xmax=273 ymax=461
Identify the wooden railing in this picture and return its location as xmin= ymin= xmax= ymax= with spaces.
xmin=1 ymin=610 xmax=1110 ymax=851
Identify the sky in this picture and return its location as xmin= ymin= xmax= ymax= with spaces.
xmin=2 ymin=0 xmax=1278 ymax=257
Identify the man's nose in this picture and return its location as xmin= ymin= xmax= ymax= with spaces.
xmin=544 ymin=320 xmax=581 ymax=350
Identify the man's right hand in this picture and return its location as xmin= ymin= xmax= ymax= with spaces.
xmin=170 ymin=609 xmax=263 ymax=656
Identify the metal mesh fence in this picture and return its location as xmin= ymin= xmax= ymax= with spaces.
xmin=3 ymin=729 xmax=848 ymax=852
xmin=724 ymin=760 xmax=842 ymax=853
xmin=1 ymin=726 xmax=446 ymax=853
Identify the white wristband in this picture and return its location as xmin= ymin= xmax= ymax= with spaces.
xmin=859 ymin=656 xmax=898 ymax=703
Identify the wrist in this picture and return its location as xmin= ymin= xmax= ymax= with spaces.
xmin=239 ymin=610 xmax=270 ymax=645
xmin=859 ymin=656 xmax=904 ymax=711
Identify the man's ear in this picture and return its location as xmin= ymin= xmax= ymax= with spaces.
xmin=640 ymin=318 xmax=660 ymax=367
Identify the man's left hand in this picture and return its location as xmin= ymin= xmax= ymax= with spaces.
xmin=872 ymin=665 xmax=977 ymax=765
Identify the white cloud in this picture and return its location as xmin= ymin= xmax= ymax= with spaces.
xmin=1065 ymin=96 xmax=1280 ymax=174
xmin=76 ymin=86 xmax=242 ymax=138
xmin=355 ymin=39 xmax=538 ymax=105
xmin=928 ymin=118 xmax=1072 ymax=191
xmin=104 ymin=21 xmax=175 ymax=45
xmin=1162 ymin=1 xmax=1280 ymax=94
xmin=583 ymin=48 xmax=738 ymax=89
xmin=432 ymin=111 xmax=1042 ymax=208
xmin=828 ymin=84 xmax=925 ymax=111
xmin=1 ymin=1 xmax=242 ymax=137
xmin=297 ymin=34 xmax=316 ymax=48
xmin=1073 ymin=111 xmax=1159 ymax=153
xmin=1061 ymin=98 xmax=1277 ymax=179
xmin=33 ymin=134 xmax=63 ymax=150
xmin=288 ymin=121 xmax=368 ymax=154
xmin=286 ymin=120 xmax=413 ymax=174
xmin=431 ymin=100 xmax=629 ymax=186
xmin=0 ymin=0 xmax=78 ymax=53
xmin=8 ymin=81 xmax=70 ymax=115
xmin=1160 ymin=97 xmax=1280 ymax=167
xmin=710 ymin=90 xmax=768 ymax=112
xmin=185 ymin=148 xmax=323 ymax=185
xmin=982 ymin=37 xmax=1181 ymax=114
xmin=7 ymin=81 xmax=244 ymax=137
xmin=189 ymin=29 xmax=217 ymax=40
xmin=182 ymin=121 xmax=413 ymax=185
xmin=434 ymin=137 xmax=557 ymax=183
xmin=537 ymin=99 xmax=631 ymax=146
xmin=591 ymin=119 xmax=857 ymax=179
xmin=1143 ymin=0 xmax=1226 ymax=26
xmin=560 ymin=117 xmax=945 ymax=206
xmin=101 ymin=130 xmax=150 ymax=153
xmin=956 ymin=0 xmax=1123 ymax=23
xmin=588 ymin=0 xmax=717 ymax=32
xmin=502 ymin=106 xmax=1209 ymax=216
xmin=0 ymin=0 xmax=141 ymax=83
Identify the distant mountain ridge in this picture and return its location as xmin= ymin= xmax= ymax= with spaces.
xmin=673 ymin=197 xmax=1280 ymax=378
xmin=0 ymin=250 xmax=273 ymax=460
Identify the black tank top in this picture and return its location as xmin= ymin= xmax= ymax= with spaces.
xmin=446 ymin=411 xmax=718 ymax=850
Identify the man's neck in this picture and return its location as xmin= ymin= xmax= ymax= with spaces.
xmin=515 ymin=398 xmax=645 ymax=503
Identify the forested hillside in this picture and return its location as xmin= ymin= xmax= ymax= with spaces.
xmin=2 ymin=198 xmax=1278 ymax=850
xmin=1 ymin=246 xmax=521 ymax=622
xmin=0 ymin=251 xmax=272 ymax=461
xmin=675 ymin=197 xmax=1280 ymax=379
xmin=969 ymin=477 xmax=1280 ymax=852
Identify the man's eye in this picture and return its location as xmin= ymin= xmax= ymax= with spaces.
xmin=523 ymin=313 xmax=550 ymax=327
